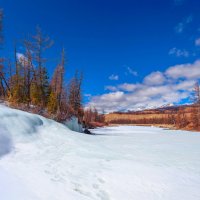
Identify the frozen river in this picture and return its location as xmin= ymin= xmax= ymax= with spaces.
xmin=1 ymin=105 xmax=200 ymax=200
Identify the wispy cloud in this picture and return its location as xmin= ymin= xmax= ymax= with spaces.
xmin=87 ymin=60 xmax=200 ymax=112
xmin=127 ymin=67 xmax=138 ymax=76
xmin=84 ymin=94 xmax=92 ymax=97
xmin=105 ymin=86 xmax=117 ymax=91
xmin=195 ymin=38 xmax=200 ymax=46
xmin=175 ymin=15 xmax=193 ymax=34
xmin=105 ymin=83 xmax=140 ymax=92
xmin=109 ymin=74 xmax=119 ymax=81
xmin=169 ymin=47 xmax=189 ymax=57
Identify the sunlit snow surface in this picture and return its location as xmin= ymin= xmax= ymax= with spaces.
xmin=0 ymin=105 xmax=200 ymax=200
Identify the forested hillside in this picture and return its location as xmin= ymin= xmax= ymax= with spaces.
xmin=106 ymin=101 xmax=200 ymax=131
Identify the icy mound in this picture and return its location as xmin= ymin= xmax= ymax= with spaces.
xmin=0 ymin=105 xmax=44 ymax=136
xmin=65 ymin=116 xmax=83 ymax=132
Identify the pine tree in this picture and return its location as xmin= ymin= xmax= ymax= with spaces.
xmin=23 ymin=37 xmax=34 ymax=106
xmin=47 ymin=48 xmax=65 ymax=114
xmin=68 ymin=71 xmax=83 ymax=118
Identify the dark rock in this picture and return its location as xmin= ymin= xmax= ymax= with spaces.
xmin=84 ymin=129 xmax=92 ymax=135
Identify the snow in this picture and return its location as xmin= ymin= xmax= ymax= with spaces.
xmin=0 ymin=127 xmax=12 ymax=157
xmin=0 ymin=167 xmax=38 ymax=200
xmin=0 ymin=105 xmax=200 ymax=200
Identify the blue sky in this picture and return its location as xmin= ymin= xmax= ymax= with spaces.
xmin=1 ymin=0 xmax=200 ymax=112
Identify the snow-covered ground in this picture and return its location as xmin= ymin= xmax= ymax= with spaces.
xmin=0 ymin=105 xmax=200 ymax=200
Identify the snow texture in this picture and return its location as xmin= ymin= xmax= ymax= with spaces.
xmin=0 ymin=104 xmax=200 ymax=200
xmin=0 ymin=127 xmax=12 ymax=157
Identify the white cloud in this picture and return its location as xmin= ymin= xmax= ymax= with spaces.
xmin=99 ymin=91 xmax=124 ymax=102
xmin=175 ymin=15 xmax=193 ymax=34
xmin=16 ymin=53 xmax=30 ymax=67
xmin=165 ymin=60 xmax=200 ymax=79
xmin=118 ymin=83 xmax=140 ymax=92
xmin=87 ymin=60 xmax=200 ymax=113
xmin=16 ymin=53 xmax=28 ymax=62
xmin=88 ymin=91 xmax=125 ymax=113
xmin=87 ymin=84 xmax=190 ymax=113
xmin=136 ymin=85 xmax=170 ymax=97
xmin=127 ymin=67 xmax=138 ymax=76
xmin=105 ymin=83 xmax=140 ymax=92
xmin=105 ymin=86 xmax=117 ymax=91
xmin=169 ymin=48 xmax=189 ymax=57
xmin=195 ymin=38 xmax=200 ymax=46
xmin=144 ymin=71 xmax=166 ymax=85
xmin=175 ymin=80 xmax=195 ymax=91
xmin=109 ymin=74 xmax=119 ymax=81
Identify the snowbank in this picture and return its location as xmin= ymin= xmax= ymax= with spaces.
xmin=0 ymin=105 xmax=200 ymax=200
xmin=0 ymin=105 xmax=44 ymax=136
xmin=0 ymin=127 xmax=12 ymax=157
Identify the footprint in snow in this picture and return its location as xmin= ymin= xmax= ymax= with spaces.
xmin=96 ymin=190 xmax=110 ymax=200
xmin=98 ymin=178 xmax=105 ymax=184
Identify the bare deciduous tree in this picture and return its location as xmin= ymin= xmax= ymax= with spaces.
xmin=31 ymin=27 xmax=53 ymax=106
xmin=0 ymin=9 xmax=3 ymax=47
xmin=191 ymin=82 xmax=200 ymax=129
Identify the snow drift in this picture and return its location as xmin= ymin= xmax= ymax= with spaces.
xmin=0 ymin=127 xmax=12 ymax=157
xmin=0 ymin=104 xmax=200 ymax=200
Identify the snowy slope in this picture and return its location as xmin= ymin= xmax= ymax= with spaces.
xmin=0 ymin=105 xmax=200 ymax=200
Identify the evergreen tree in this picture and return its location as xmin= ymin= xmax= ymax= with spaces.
xmin=23 ymin=37 xmax=34 ymax=106
xmin=68 ymin=71 xmax=83 ymax=118
xmin=48 ymin=48 xmax=65 ymax=114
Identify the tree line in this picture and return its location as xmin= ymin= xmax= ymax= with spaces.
xmin=0 ymin=9 xmax=105 ymax=126
xmin=0 ymin=9 xmax=85 ymax=123
xmin=83 ymin=107 xmax=105 ymax=127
